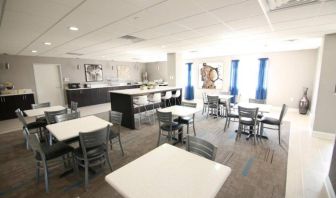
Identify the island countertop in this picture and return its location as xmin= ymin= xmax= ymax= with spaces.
xmin=109 ymin=86 xmax=182 ymax=96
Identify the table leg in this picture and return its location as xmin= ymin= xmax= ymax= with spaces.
xmin=49 ymin=133 xmax=53 ymax=145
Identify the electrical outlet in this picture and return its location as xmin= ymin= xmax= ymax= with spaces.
xmin=64 ymin=77 xmax=70 ymax=82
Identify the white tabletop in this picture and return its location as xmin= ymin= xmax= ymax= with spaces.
xmin=158 ymin=105 xmax=200 ymax=117
xmin=109 ymin=86 xmax=181 ymax=96
xmin=235 ymin=103 xmax=272 ymax=113
xmin=105 ymin=144 xmax=231 ymax=198
xmin=46 ymin=115 xmax=112 ymax=141
xmin=208 ymin=94 xmax=233 ymax=100
xmin=24 ymin=105 xmax=66 ymax=117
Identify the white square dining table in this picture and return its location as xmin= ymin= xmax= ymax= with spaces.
xmin=46 ymin=115 xmax=112 ymax=142
xmin=24 ymin=105 xmax=66 ymax=117
xmin=105 ymin=143 xmax=231 ymax=198
xmin=157 ymin=105 xmax=200 ymax=117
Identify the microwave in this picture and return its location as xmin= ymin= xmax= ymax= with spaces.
xmin=68 ymin=83 xmax=81 ymax=89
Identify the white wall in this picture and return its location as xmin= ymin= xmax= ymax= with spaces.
xmin=145 ymin=61 xmax=168 ymax=81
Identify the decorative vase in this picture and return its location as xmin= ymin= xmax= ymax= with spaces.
xmin=299 ymin=88 xmax=309 ymax=115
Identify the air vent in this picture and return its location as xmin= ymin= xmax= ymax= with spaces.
xmin=119 ymin=35 xmax=145 ymax=43
xmin=66 ymin=52 xmax=84 ymax=56
xmin=267 ymin=0 xmax=319 ymax=11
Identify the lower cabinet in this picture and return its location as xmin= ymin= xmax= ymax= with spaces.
xmin=66 ymin=85 xmax=140 ymax=108
xmin=0 ymin=93 xmax=35 ymax=121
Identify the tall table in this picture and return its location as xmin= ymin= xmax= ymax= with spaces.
xmin=110 ymin=86 xmax=182 ymax=129
xmin=105 ymin=143 xmax=231 ymax=198
xmin=46 ymin=115 xmax=112 ymax=144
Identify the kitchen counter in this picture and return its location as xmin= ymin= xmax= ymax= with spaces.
xmin=109 ymin=86 xmax=181 ymax=96
xmin=65 ymin=84 xmax=142 ymax=90
xmin=0 ymin=91 xmax=34 ymax=97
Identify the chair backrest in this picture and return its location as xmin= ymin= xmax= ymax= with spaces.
xmin=79 ymin=125 xmax=110 ymax=158
xmin=181 ymin=101 xmax=197 ymax=108
xmin=28 ymin=133 xmax=44 ymax=159
xmin=279 ymin=104 xmax=287 ymax=123
xmin=173 ymin=90 xmax=181 ymax=97
xmin=32 ymin=102 xmax=51 ymax=109
xmin=15 ymin=108 xmax=27 ymax=127
xmin=202 ymin=92 xmax=208 ymax=103
xmin=249 ymin=98 xmax=266 ymax=104
xmin=55 ymin=111 xmax=80 ymax=123
xmin=164 ymin=91 xmax=172 ymax=99
xmin=70 ymin=101 xmax=78 ymax=112
xmin=186 ymin=135 xmax=217 ymax=161
xmin=109 ymin=111 xmax=122 ymax=125
xmin=207 ymin=95 xmax=219 ymax=105
xmin=44 ymin=108 xmax=68 ymax=124
xmin=238 ymin=106 xmax=259 ymax=124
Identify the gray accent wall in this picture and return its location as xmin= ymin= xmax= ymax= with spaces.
xmin=313 ymin=33 xmax=336 ymax=134
xmin=0 ymin=54 xmax=145 ymax=103
xmin=145 ymin=61 xmax=168 ymax=81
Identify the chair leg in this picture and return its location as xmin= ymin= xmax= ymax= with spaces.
xmin=224 ymin=117 xmax=228 ymax=131
xmin=110 ymin=140 xmax=113 ymax=150
xmin=278 ymin=126 xmax=281 ymax=145
xmin=43 ymin=160 xmax=49 ymax=193
xmin=186 ymin=124 xmax=189 ymax=135
xmin=84 ymin=161 xmax=89 ymax=191
xmin=118 ymin=135 xmax=124 ymax=156
xmin=157 ymin=130 xmax=162 ymax=147
xmin=105 ymin=152 xmax=113 ymax=171
xmin=192 ymin=122 xmax=196 ymax=136
xmin=36 ymin=161 xmax=40 ymax=184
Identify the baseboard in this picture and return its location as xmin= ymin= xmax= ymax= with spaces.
xmin=325 ymin=176 xmax=336 ymax=198
xmin=312 ymin=131 xmax=336 ymax=141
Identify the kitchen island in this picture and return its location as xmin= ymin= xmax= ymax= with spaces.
xmin=110 ymin=86 xmax=182 ymax=129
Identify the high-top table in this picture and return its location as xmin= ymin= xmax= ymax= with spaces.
xmin=105 ymin=143 xmax=231 ymax=198
xmin=109 ymin=86 xmax=182 ymax=129
xmin=24 ymin=105 xmax=66 ymax=117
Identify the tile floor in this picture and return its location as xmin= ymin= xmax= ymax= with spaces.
xmin=0 ymin=102 xmax=334 ymax=198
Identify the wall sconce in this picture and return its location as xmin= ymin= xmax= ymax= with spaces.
xmin=157 ymin=65 xmax=160 ymax=70
xmin=111 ymin=65 xmax=114 ymax=70
xmin=4 ymin=63 xmax=9 ymax=70
xmin=76 ymin=64 xmax=81 ymax=70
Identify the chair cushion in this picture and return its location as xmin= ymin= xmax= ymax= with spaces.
xmin=36 ymin=117 xmax=47 ymax=124
xmin=173 ymin=117 xmax=193 ymax=124
xmin=26 ymin=121 xmax=46 ymax=130
xmin=208 ymin=104 xmax=218 ymax=108
xmin=227 ymin=112 xmax=239 ymax=118
xmin=239 ymin=117 xmax=255 ymax=125
xmin=160 ymin=122 xmax=183 ymax=131
xmin=74 ymin=146 xmax=105 ymax=159
xmin=35 ymin=142 xmax=73 ymax=161
xmin=109 ymin=130 xmax=119 ymax=139
xmin=260 ymin=117 xmax=280 ymax=125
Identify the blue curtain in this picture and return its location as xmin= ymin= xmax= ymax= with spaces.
xmin=255 ymin=58 xmax=268 ymax=100
xmin=185 ymin=62 xmax=194 ymax=100
xmin=229 ymin=60 xmax=239 ymax=103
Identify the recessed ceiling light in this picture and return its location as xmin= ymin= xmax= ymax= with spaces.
xmin=68 ymin=26 xmax=79 ymax=31
xmin=32 ymin=50 xmax=37 ymax=53
xmin=44 ymin=42 xmax=52 ymax=46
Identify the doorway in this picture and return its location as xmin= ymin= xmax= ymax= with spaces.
xmin=33 ymin=64 xmax=64 ymax=106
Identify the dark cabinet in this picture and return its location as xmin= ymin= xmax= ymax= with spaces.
xmin=0 ymin=93 xmax=35 ymax=121
xmin=66 ymin=85 xmax=141 ymax=108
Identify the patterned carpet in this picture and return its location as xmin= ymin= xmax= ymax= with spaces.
xmin=0 ymin=111 xmax=289 ymax=198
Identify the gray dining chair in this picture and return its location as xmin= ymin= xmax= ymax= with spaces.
xmin=259 ymin=104 xmax=287 ymax=145
xmin=44 ymin=108 xmax=68 ymax=124
xmin=15 ymin=108 xmax=46 ymax=149
xmin=156 ymin=110 xmax=183 ymax=146
xmin=237 ymin=106 xmax=259 ymax=144
xmin=207 ymin=95 xmax=219 ymax=118
xmin=186 ymin=135 xmax=217 ymax=161
xmin=29 ymin=133 xmax=74 ymax=193
xmin=224 ymin=102 xmax=239 ymax=131
xmin=70 ymin=101 xmax=78 ymax=113
xmin=202 ymin=92 xmax=208 ymax=115
xmin=75 ymin=125 xmax=112 ymax=190
xmin=32 ymin=102 xmax=51 ymax=109
xmin=174 ymin=102 xmax=197 ymax=136
xmin=249 ymin=98 xmax=266 ymax=104
xmin=109 ymin=111 xmax=124 ymax=156
xmin=55 ymin=111 xmax=80 ymax=123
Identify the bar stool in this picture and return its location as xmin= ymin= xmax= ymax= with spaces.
xmin=133 ymin=95 xmax=151 ymax=128
xmin=161 ymin=91 xmax=172 ymax=107
xmin=148 ymin=93 xmax=161 ymax=124
xmin=171 ymin=90 xmax=181 ymax=105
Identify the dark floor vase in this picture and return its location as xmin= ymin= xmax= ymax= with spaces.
xmin=299 ymin=88 xmax=309 ymax=114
